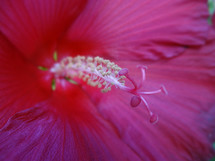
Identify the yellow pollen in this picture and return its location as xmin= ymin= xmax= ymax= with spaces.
xmin=51 ymin=56 xmax=126 ymax=92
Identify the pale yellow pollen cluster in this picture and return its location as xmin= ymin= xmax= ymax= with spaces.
xmin=59 ymin=56 xmax=126 ymax=92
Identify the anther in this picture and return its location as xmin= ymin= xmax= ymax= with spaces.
xmin=52 ymin=56 xmax=125 ymax=93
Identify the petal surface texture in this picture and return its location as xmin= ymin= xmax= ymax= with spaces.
xmin=0 ymin=0 xmax=87 ymax=58
xmin=83 ymin=30 xmax=215 ymax=161
xmin=0 ymin=99 xmax=142 ymax=161
xmin=64 ymin=0 xmax=209 ymax=60
xmin=0 ymin=31 xmax=215 ymax=160
xmin=0 ymin=0 xmax=214 ymax=161
xmin=0 ymin=34 xmax=50 ymax=128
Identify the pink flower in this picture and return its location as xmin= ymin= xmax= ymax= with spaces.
xmin=0 ymin=0 xmax=214 ymax=161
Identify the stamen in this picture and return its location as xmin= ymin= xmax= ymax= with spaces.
xmin=51 ymin=56 xmax=125 ymax=93
xmin=49 ymin=55 xmax=167 ymax=124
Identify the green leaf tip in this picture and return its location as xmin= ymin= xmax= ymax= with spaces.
xmin=65 ymin=77 xmax=78 ymax=85
xmin=209 ymin=157 xmax=215 ymax=161
xmin=213 ymin=142 xmax=215 ymax=149
xmin=208 ymin=0 xmax=215 ymax=15
xmin=51 ymin=79 xmax=56 ymax=91
xmin=53 ymin=51 xmax=58 ymax=61
xmin=38 ymin=66 xmax=48 ymax=71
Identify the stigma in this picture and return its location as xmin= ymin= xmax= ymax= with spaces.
xmin=49 ymin=55 xmax=167 ymax=124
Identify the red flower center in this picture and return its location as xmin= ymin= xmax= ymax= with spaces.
xmin=38 ymin=51 xmax=167 ymax=124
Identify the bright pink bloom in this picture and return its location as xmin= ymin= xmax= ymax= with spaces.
xmin=0 ymin=0 xmax=214 ymax=161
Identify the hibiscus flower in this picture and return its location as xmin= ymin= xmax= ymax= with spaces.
xmin=0 ymin=0 xmax=214 ymax=161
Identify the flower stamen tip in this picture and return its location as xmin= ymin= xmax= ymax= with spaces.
xmin=150 ymin=114 xmax=158 ymax=124
xmin=161 ymin=85 xmax=168 ymax=95
xmin=130 ymin=96 xmax=141 ymax=107
xmin=118 ymin=68 xmax=128 ymax=76
xmin=137 ymin=65 xmax=148 ymax=70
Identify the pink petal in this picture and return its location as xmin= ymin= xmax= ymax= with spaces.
xmin=0 ymin=34 xmax=50 ymax=128
xmin=0 ymin=97 xmax=142 ymax=161
xmin=64 ymin=0 xmax=209 ymax=60
xmin=0 ymin=0 xmax=86 ymax=59
xmin=83 ymin=29 xmax=215 ymax=160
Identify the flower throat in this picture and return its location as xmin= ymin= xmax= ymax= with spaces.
xmin=45 ymin=54 xmax=167 ymax=124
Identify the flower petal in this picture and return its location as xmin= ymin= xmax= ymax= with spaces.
xmin=83 ymin=29 xmax=215 ymax=160
xmin=213 ymin=14 xmax=215 ymax=28
xmin=0 ymin=0 xmax=86 ymax=58
xmin=0 ymin=34 xmax=50 ymax=128
xmin=0 ymin=97 xmax=143 ymax=161
xmin=64 ymin=0 xmax=209 ymax=60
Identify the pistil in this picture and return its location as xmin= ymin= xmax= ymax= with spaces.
xmin=49 ymin=55 xmax=167 ymax=124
